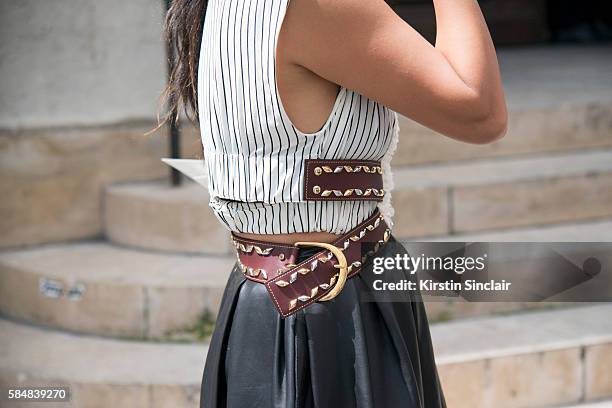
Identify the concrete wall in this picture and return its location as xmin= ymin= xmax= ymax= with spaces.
xmin=0 ymin=0 xmax=167 ymax=129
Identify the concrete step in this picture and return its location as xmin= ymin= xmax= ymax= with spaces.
xmin=0 ymin=317 xmax=207 ymax=408
xmin=104 ymin=181 xmax=232 ymax=255
xmin=104 ymin=149 xmax=612 ymax=252
xmin=393 ymin=45 xmax=612 ymax=166
xmin=560 ymin=402 xmax=612 ymax=408
xmin=391 ymin=148 xmax=612 ymax=238
xmin=1 ymin=305 xmax=610 ymax=408
xmin=421 ymin=218 xmax=612 ymax=242
xmin=2 ymin=217 xmax=602 ymax=346
xmin=432 ymin=304 xmax=612 ymax=408
xmin=0 ymin=240 xmax=574 ymax=337
xmin=0 ymin=242 xmax=233 ymax=340
xmin=0 ymin=121 xmax=203 ymax=251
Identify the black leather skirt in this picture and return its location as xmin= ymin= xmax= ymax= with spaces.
xmin=200 ymin=235 xmax=446 ymax=408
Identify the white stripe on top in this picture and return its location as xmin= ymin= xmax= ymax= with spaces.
xmin=197 ymin=0 xmax=399 ymax=234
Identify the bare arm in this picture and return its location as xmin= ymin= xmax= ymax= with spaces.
xmin=283 ymin=0 xmax=508 ymax=144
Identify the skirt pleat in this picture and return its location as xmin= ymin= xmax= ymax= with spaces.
xmin=200 ymin=235 xmax=446 ymax=408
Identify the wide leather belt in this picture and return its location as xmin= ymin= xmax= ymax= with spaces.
xmin=231 ymin=209 xmax=391 ymax=318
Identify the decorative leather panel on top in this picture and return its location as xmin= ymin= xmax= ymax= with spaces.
xmin=303 ymin=159 xmax=385 ymax=201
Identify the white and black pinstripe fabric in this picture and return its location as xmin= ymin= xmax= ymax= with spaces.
xmin=197 ymin=0 xmax=400 ymax=234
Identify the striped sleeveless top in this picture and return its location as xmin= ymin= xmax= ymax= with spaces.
xmin=197 ymin=0 xmax=400 ymax=234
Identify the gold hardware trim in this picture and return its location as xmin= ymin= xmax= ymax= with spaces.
xmin=314 ymin=165 xmax=382 ymax=175
xmin=314 ymin=187 xmax=385 ymax=198
xmin=294 ymin=241 xmax=348 ymax=302
xmin=233 ymin=240 xmax=273 ymax=256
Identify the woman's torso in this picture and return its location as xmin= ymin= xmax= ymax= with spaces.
xmin=197 ymin=0 xmax=400 ymax=239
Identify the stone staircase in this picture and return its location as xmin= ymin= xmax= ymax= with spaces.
xmin=433 ymin=305 xmax=612 ymax=408
xmin=0 ymin=243 xmax=232 ymax=339
xmin=1 ymin=45 xmax=611 ymax=407
xmin=1 ymin=305 xmax=610 ymax=407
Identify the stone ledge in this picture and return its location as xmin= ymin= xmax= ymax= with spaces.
xmin=451 ymin=172 xmax=612 ymax=233
xmin=0 ymin=318 xmax=206 ymax=407
xmin=391 ymin=149 xmax=612 ymax=237
xmin=0 ymin=240 xmax=569 ymax=337
xmin=0 ymin=122 xmax=202 ymax=250
xmin=433 ymin=304 xmax=612 ymax=408
xmin=104 ymin=181 xmax=232 ymax=255
xmin=1 ymin=305 xmax=610 ymax=408
xmin=0 ymin=242 xmax=233 ymax=339
xmin=420 ymin=219 xmax=612 ymax=242
xmin=393 ymin=149 xmax=612 ymax=190
xmin=394 ymin=102 xmax=612 ymax=166
xmin=431 ymin=304 xmax=612 ymax=365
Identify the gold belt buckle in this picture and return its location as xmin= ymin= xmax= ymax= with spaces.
xmin=294 ymin=241 xmax=348 ymax=301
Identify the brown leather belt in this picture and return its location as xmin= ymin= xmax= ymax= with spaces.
xmin=231 ymin=208 xmax=391 ymax=318
xmin=303 ymin=159 xmax=385 ymax=202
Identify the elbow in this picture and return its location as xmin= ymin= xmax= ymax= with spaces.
xmin=470 ymin=107 xmax=508 ymax=144
xmin=456 ymin=92 xmax=508 ymax=144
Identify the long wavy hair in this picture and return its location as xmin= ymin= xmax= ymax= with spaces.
xmin=153 ymin=0 xmax=207 ymax=131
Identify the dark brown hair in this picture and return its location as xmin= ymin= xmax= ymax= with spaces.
xmin=153 ymin=0 xmax=207 ymax=131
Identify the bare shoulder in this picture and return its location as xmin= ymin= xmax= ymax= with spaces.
xmin=282 ymin=0 xmax=438 ymax=118
xmin=281 ymin=0 xmax=508 ymax=144
xmin=283 ymin=0 xmax=403 ymax=72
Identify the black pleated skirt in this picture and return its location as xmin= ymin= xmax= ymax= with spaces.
xmin=200 ymin=234 xmax=446 ymax=408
